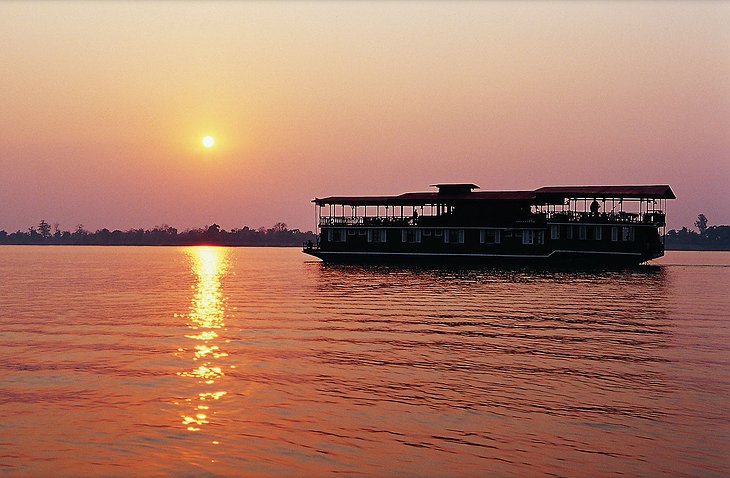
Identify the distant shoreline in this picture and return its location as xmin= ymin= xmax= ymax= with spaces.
xmin=0 ymin=222 xmax=317 ymax=247
xmin=664 ymin=219 xmax=730 ymax=250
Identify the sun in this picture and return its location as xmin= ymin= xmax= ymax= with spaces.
xmin=202 ymin=136 xmax=215 ymax=148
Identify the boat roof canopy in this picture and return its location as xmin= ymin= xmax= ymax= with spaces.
xmin=313 ymin=184 xmax=676 ymax=206
xmin=534 ymin=185 xmax=676 ymax=200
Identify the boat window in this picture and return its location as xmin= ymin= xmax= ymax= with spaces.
xmin=347 ymin=229 xmax=356 ymax=235
xmin=566 ymin=226 xmax=574 ymax=240
xmin=537 ymin=231 xmax=545 ymax=245
xmin=522 ymin=230 xmax=534 ymax=245
xmin=402 ymin=229 xmax=422 ymax=243
xmin=358 ymin=229 xmax=366 ymax=235
xmin=481 ymin=230 xmax=501 ymax=244
xmin=330 ymin=229 xmax=346 ymax=242
xmin=444 ymin=229 xmax=464 ymax=244
xmin=611 ymin=227 xmax=619 ymax=241
xmin=550 ymin=225 xmax=559 ymax=240
xmin=434 ymin=229 xmax=443 ymax=237
xmin=579 ymin=226 xmax=587 ymax=240
xmin=594 ymin=226 xmax=602 ymax=240
xmin=369 ymin=229 xmax=386 ymax=243
xmin=367 ymin=229 xmax=386 ymax=243
xmin=622 ymin=226 xmax=634 ymax=242
xmin=423 ymin=229 xmax=432 ymax=236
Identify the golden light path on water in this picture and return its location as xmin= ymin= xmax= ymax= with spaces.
xmin=176 ymin=247 xmax=230 ymax=432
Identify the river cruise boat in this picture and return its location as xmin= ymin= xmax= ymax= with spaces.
xmin=303 ymin=183 xmax=675 ymax=266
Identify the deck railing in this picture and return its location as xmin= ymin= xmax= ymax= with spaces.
xmin=319 ymin=216 xmax=419 ymax=227
xmin=319 ymin=217 xmax=364 ymax=226
xmin=319 ymin=211 xmax=665 ymax=227
xmin=544 ymin=211 xmax=665 ymax=226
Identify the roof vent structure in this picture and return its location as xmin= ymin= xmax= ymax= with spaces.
xmin=431 ymin=183 xmax=480 ymax=195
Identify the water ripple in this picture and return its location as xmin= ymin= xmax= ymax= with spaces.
xmin=0 ymin=247 xmax=728 ymax=477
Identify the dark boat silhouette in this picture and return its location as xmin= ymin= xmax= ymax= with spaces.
xmin=303 ymin=183 xmax=675 ymax=266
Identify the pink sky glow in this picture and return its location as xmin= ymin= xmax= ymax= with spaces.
xmin=0 ymin=1 xmax=728 ymax=233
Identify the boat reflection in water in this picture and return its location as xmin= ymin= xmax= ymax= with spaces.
xmin=176 ymin=247 xmax=230 ymax=432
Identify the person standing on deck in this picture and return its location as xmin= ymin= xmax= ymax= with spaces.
xmin=590 ymin=199 xmax=600 ymax=217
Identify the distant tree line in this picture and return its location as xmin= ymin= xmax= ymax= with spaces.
xmin=665 ymin=214 xmax=730 ymax=250
xmin=0 ymin=220 xmax=317 ymax=247
xmin=4 ymin=215 xmax=727 ymax=249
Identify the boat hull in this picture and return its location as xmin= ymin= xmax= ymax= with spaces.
xmin=303 ymin=248 xmax=656 ymax=267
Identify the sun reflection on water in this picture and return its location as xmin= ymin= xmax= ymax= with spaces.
xmin=176 ymin=246 xmax=230 ymax=432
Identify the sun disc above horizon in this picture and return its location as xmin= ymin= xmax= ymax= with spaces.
xmin=202 ymin=135 xmax=215 ymax=148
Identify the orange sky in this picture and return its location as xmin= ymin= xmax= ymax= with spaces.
xmin=0 ymin=1 xmax=728 ymax=232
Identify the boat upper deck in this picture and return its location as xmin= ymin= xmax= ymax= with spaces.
xmin=313 ymin=184 xmax=675 ymax=229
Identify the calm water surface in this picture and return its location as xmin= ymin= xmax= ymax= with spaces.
xmin=0 ymin=247 xmax=728 ymax=477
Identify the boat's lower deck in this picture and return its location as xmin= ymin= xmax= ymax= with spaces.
xmin=307 ymin=222 xmax=664 ymax=265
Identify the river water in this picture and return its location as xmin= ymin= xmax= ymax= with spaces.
xmin=0 ymin=247 xmax=728 ymax=477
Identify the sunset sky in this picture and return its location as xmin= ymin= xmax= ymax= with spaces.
xmin=1 ymin=1 xmax=728 ymax=232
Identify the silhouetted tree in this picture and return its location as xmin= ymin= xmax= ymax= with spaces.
xmin=695 ymin=214 xmax=708 ymax=236
xmin=38 ymin=220 xmax=51 ymax=238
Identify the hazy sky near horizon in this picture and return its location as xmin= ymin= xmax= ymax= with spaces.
xmin=1 ymin=1 xmax=728 ymax=232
